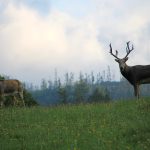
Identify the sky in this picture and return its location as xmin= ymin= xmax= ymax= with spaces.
xmin=0 ymin=0 xmax=150 ymax=85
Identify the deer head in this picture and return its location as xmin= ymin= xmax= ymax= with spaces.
xmin=109 ymin=41 xmax=134 ymax=71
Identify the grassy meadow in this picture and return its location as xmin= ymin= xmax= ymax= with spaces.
xmin=0 ymin=99 xmax=150 ymax=150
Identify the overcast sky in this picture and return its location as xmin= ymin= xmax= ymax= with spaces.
xmin=0 ymin=0 xmax=150 ymax=85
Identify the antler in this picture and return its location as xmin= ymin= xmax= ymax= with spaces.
xmin=109 ymin=43 xmax=119 ymax=59
xmin=124 ymin=41 xmax=134 ymax=58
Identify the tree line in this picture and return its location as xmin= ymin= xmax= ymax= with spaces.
xmin=30 ymin=71 xmax=111 ymax=105
xmin=29 ymin=69 xmax=150 ymax=106
xmin=1 ymin=65 xmax=150 ymax=106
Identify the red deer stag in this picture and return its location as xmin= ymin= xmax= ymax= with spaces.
xmin=0 ymin=80 xmax=25 ymax=107
xmin=109 ymin=41 xmax=150 ymax=99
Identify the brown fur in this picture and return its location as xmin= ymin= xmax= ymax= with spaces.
xmin=0 ymin=80 xmax=25 ymax=107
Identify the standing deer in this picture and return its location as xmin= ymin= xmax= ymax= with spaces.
xmin=0 ymin=79 xmax=25 ymax=107
xmin=109 ymin=41 xmax=150 ymax=99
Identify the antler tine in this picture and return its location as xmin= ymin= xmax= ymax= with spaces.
xmin=109 ymin=43 xmax=119 ymax=59
xmin=127 ymin=41 xmax=134 ymax=51
xmin=109 ymin=43 xmax=112 ymax=53
xmin=125 ymin=41 xmax=134 ymax=58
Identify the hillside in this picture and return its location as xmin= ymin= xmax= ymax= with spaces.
xmin=0 ymin=99 xmax=150 ymax=150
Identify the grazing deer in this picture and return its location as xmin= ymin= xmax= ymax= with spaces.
xmin=109 ymin=41 xmax=150 ymax=99
xmin=0 ymin=80 xmax=25 ymax=107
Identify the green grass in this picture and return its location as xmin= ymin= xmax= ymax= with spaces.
xmin=0 ymin=99 xmax=150 ymax=150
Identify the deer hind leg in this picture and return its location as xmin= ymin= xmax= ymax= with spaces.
xmin=134 ymin=84 xmax=140 ymax=99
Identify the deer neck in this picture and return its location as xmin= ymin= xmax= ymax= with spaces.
xmin=120 ymin=63 xmax=135 ymax=85
xmin=120 ymin=63 xmax=131 ymax=81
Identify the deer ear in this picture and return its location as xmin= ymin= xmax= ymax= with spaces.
xmin=115 ymin=59 xmax=119 ymax=62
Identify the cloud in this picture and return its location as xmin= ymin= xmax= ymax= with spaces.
xmin=0 ymin=2 xmax=104 ymax=84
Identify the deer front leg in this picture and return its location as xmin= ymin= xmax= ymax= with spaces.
xmin=19 ymin=91 xmax=25 ymax=106
xmin=134 ymin=84 xmax=140 ymax=99
xmin=0 ymin=99 xmax=3 ymax=107
xmin=13 ymin=96 xmax=16 ymax=106
xmin=0 ymin=94 xmax=5 ymax=107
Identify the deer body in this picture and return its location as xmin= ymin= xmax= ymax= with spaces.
xmin=121 ymin=64 xmax=150 ymax=84
xmin=0 ymin=80 xmax=25 ymax=107
xmin=110 ymin=42 xmax=150 ymax=99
